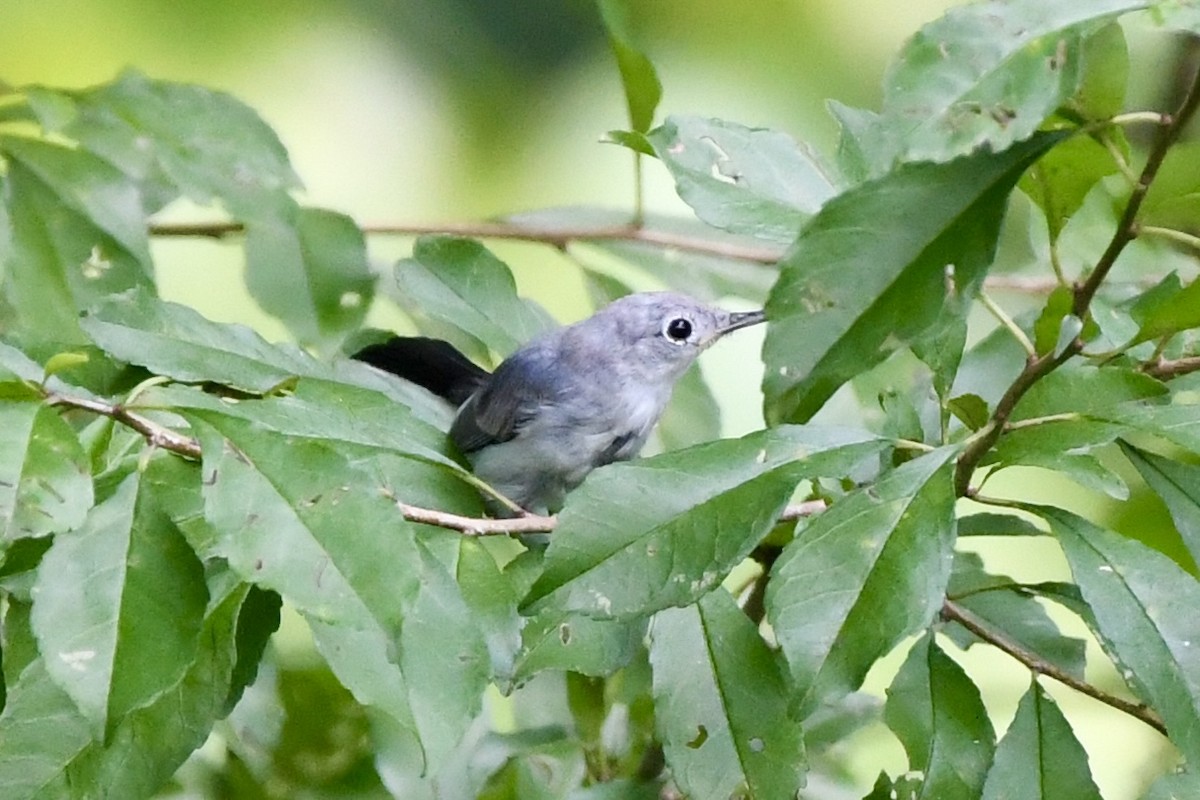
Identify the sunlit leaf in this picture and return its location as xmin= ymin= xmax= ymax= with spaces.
xmin=27 ymin=69 xmax=300 ymax=220
xmin=874 ymin=0 xmax=1150 ymax=167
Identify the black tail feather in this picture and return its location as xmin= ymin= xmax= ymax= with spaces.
xmin=352 ymin=336 xmax=489 ymax=406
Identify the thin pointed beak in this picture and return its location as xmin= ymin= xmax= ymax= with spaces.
xmin=721 ymin=309 xmax=766 ymax=334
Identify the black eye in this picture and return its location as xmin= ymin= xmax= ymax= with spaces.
xmin=664 ymin=317 xmax=693 ymax=342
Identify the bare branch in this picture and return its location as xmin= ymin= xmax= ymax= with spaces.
xmin=46 ymin=392 xmax=202 ymax=460
xmin=941 ymin=599 xmax=1168 ymax=737
xmin=1142 ymin=355 xmax=1200 ymax=381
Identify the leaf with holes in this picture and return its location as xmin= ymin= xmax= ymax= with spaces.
xmin=522 ymin=426 xmax=885 ymax=620
xmin=650 ymin=590 xmax=805 ymax=800
xmin=30 ymin=471 xmax=208 ymax=738
xmin=1040 ymin=505 xmax=1200 ymax=765
xmin=244 ymin=208 xmax=375 ymax=346
xmin=762 ymin=132 xmax=1064 ymax=424
xmin=644 ymin=116 xmax=839 ymax=244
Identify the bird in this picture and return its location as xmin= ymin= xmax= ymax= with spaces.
xmin=354 ymin=291 xmax=765 ymax=515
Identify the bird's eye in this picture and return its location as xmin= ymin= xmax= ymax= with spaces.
xmin=664 ymin=317 xmax=693 ymax=343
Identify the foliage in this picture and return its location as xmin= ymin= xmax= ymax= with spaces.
xmin=2 ymin=2 xmax=1200 ymax=798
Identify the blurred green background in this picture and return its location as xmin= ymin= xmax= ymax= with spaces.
xmin=2 ymin=1 xmax=1183 ymax=796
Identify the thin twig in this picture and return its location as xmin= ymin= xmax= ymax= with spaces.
xmin=1137 ymin=224 xmax=1200 ymax=252
xmin=979 ymin=290 xmax=1037 ymax=357
xmin=46 ymin=392 xmax=203 ymax=459
xmin=43 ymin=388 xmax=827 ymax=536
xmin=941 ymin=599 xmax=1168 ymax=737
xmin=149 ymin=219 xmax=786 ymax=264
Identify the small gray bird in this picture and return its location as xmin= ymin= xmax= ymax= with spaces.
xmin=355 ymin=292 xmax=764 ymax=514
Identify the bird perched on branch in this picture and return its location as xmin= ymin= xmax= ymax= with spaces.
xmin=354 ymin=291 xmax=765 ymax=515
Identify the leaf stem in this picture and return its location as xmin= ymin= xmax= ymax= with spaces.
xmin=1136 ymin=224 xmax=1200 ymax=252
xmin=978 ymin=290 xmax=1037 ymax=357
xmin=941 ymin=599 xmax=1167 ymax=736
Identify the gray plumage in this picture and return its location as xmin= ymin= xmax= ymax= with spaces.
xmin=452 ymin=292 xmax=763 ymax=513
xmin=354 ymin=291 xmax=764 ymax=514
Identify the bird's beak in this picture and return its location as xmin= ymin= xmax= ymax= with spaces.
xmin=721 ymin=309 xmax=766 ymax=334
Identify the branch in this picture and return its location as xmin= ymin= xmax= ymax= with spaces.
xmin=46 ymin=391 xmax=202 ymax=459
xmin=941 ymin=599 xmax=1168 ymax=737
xmin=954 ymin=63 xmax=1200 ymax=496
xmin=1142 ymin=355 xmax=1200 ymax=381
xmin=44 ymin=388 xmax=826 ymax=536
xmin=149 ymin=219 xmax=786 ymax=264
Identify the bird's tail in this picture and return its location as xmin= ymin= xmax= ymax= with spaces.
xmin=352 ymin=336 xmax=489 ymax=406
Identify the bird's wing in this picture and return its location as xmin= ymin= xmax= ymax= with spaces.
xmin=450 ymin=347 xmax=560 ymax=453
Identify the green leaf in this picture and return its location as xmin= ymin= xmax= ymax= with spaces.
xmin=191 ymin=415 xmax=486 ymax=772
xmin=981 ymin=681 xmax=1101 ymax=800
xmin=827 ymin=101 xmax=879 ymax=186
xmin=875 ymin=0 xmax=1150 ymax=167
xmin=79 ymin=288 xmax=450 ymax=423
xmin=1 ymin=136 xmax=154 ymax=339
xmin=958 ymin=512 xmax=1046 ymax=537
xmin=30 ymin=471 xmax=208 ymax=737
xmin=145 ymin=379 xmax=464 ymax=478
xmin=522 ymin=426 xmax=885 ymax=619
xmin=0 ymin=395 xmax=93 ymax=543
xmin=513 ymin=610 xmax=646 ymax=683
xmin=644 ymin=116 xmax=838 ymax=243
xmin=27 ymin=69 xmax=300 ymax=220
xmin=649 ymin=590 xmax=805 ymax=800
xmin=392 ymin=236 xmax=552 ymax=361
xmin=1012 ymin=364 xmax=1167 ymax=420
xmin=1130 ymin=275 xmax=1200 ymax=345
xmin=1119 ymin=440 xmax=1200 ymax=571
xmin=0 ymin=660 xmax=93 ymax=798
xmin=0 ymin=573 xmax=256 ymax=798
xmin=457 ymin=539 xmax=523 ymax=685
xmin=1039 ymin=506 xmax=1200 ymax=765
xmin=597 ymin=0 xmax=662 ymax=133
xmin=1021 ymin=132 xmax=1125 ymax=244
xmin=884 ymin=634 xmax=995 ymax=800
xmin=767 ymin=448 xmax=958 ymax=714
xmin=244 ymin=207 xmax=375 ymax=346
xmin=763 ymin=132 xmax=1064 ymax=424
xmin=947 ymin=393 xmax=990 ymax=431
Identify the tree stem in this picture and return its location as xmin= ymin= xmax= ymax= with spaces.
xmin=941 ymin=599 xmax=1167 ymax=736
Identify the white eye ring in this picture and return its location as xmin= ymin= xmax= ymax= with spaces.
xmin=663 ymin=316 xmax=693 ymax=344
